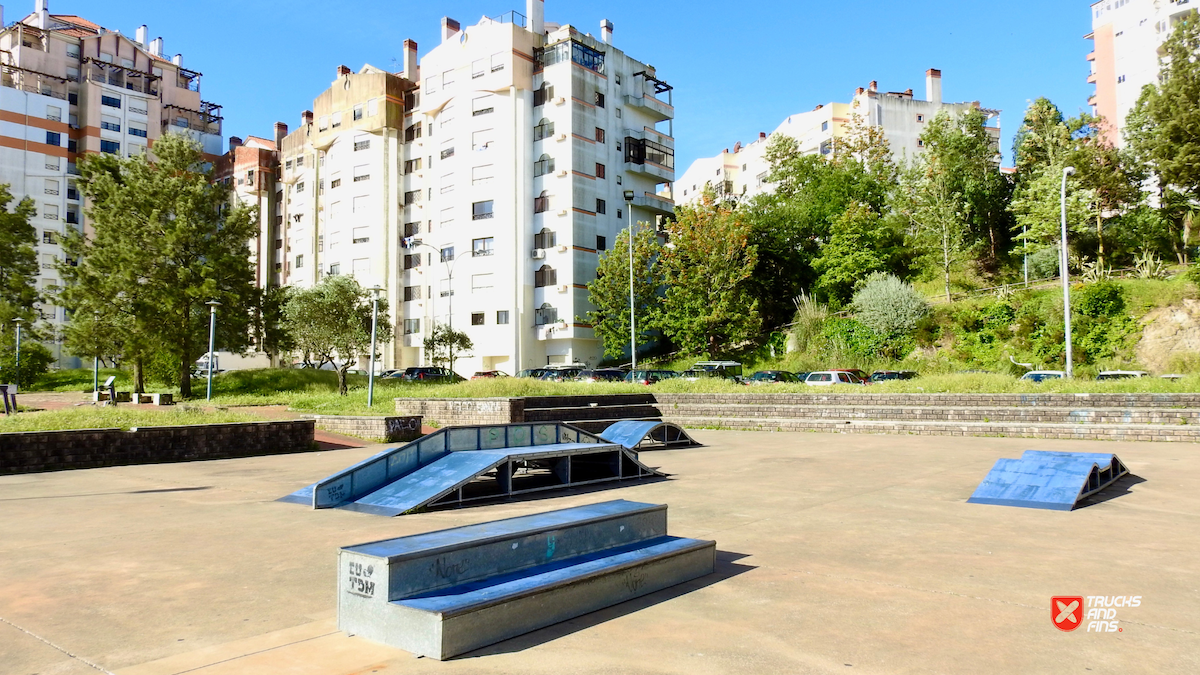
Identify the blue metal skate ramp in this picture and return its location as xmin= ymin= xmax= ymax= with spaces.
xmin=280 ymin=422 xmax=665 ymax=516
xmin=599 ymin=420 xmax=699 ymax=450
xmin=967 ymin=450 xmax=1130 ymax=511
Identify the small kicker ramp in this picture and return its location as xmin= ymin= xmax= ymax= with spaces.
xmin=967 ymin=450 xmax=1130 ymax=511
xmin=280 ymin=422 xmax=664 ymax=516
xmin=599 ymin=420 xmax=699 ymax=450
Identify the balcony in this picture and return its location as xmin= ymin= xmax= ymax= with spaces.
xmin=631 ymin=191 xmax=675 ymax=217
xmin=1087 ymin=72 xmax=1097 ymax=84
xmin=83 ymin=59 xmax=160 ymax=96
xmin=624 ymin=71 xmax=674 ymax=122
xmin=624 ymin=137 xmax=675 ymax=182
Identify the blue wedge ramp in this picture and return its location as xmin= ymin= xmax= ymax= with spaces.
xmin=599 ymin=420 xmax=699 ymax=450
xmin=967 ymin=450 xmax=1130 ymax=511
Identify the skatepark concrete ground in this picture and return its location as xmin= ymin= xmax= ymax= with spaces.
xmin=1 ymin=430 xmax=1197 ymax=675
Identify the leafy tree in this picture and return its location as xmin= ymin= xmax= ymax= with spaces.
xmin=283 ymin=275 xmax=391 ymax=395
xmin=0 ymin=186 xmax=39 ymax=319
xmin=811 ymin=201 xmax=887 ymax=305
xmin=253 ymin=285 xmax=294 ymax=364
xmin=585 ymin=227 xmax=662 ymax=358
xmin=59 ymin=134 xmax=258 ymax=396
xmin=851 ymin=273 xmax=930 ymax=340
xmin=1065 ymin=115 xmax=1144 ymax=267
xmin=657 ymin=196 xmax=761 ymax=355
xmin=0 ymin=334 xmax=53 ymax=389
xmin=61 ymin=310 xmax=125 ymax=369
xmin=896 ymin=150 xmax=968 ymax=302
xmin=422 ymin=324 xmax=473 ymax=372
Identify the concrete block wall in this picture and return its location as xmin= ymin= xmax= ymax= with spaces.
xmin=393 ymin=398 xmax=523 ymax=427
xmin=304 ymin=415 xmax=423 ymax=442
xmin=0 ymin=420 xmax=315 ymax=475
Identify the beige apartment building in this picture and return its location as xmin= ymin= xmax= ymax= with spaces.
xmin=254 ymin=0 xmax=675 ymax=375
xmin=0 ymin=0 xmax=222 ymax=366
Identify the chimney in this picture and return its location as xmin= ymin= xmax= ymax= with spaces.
xmin=135 ymin=25 xmax=147 ymax=47
xmin=904 ymin=87 xmax=913 ymax=96
xmin=868 ymin=80 xmax=877 ymax=92
xmin=527 ymin=0 xmax=544 ymax=35
xmin=172 ymin=54 xmax=182 ymax=66
xmin=855 ymin=87 xmax=865 ymax=95
xmin=403 ymin=39 xmax=418 ymax=81
xmin=337 ymin=64 xmax=351 ymax=77
xmin=601 ymin=19 xmax=613 ymax=44
xmin=759 ymin=132 xmax=767 ymax=140
xmin=441 ymin=17 xmax=460 ymax=43
xmin=274 ymin=122 xmax=288 ymax=149
xmin=301 ymin=110 xmax=313 ymax=127
xmin=150 ymin=37 xmax=163 ymax=57
xmin=814 ymin=104 xmax=824 ymax=111
xmin=229 ymin=136 xmax=243 ymax=152
xmin=926 ymin=68 xmax=942 ymax=105
xmin=35 ymin=0 xmax=47 ymax=29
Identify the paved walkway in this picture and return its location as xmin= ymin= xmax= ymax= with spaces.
xmin=2 ymin=430 xmax=1197 ymax=674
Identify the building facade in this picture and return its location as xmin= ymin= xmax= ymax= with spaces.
xmin=0 ymin=1 xmax=222 ymax=365
xmin=1086 ymin=0 xmax=1192 ymax=146
xmin=257 ymin=0 xmax=675 ymax=375
xmin=675 ymin=69 xmax=998 ymax=205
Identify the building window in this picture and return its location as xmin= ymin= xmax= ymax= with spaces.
xmin=353 ymin=106 xmax=363 ymax=121
xmin=533 ymin=83 xmax=554 ymax=107
xmin=100 ymin=140 xmax=120 ymax=154
xmin=472 ymin=200 xmax=494 ymax=220
xmin=594 ymin=91 xmax=605 ymax=108
xmin=595 ymin=127 xmax=605 ymax=143
xmin=43 ymin=230 xmax=59 ymax=244
xmin=404 ymin=158 xmax=422 ymax=174
xmin=616 ymin=209 xmax=622 ymax=220
xmin=404 ymin=221 xmax=421 ymax=238
xmin=353 ymin=165 xmax=370 ymax=182
xmin=822 ymin=121 xmax=830 ymax=131
xmin=45 ymin=131 xmax=60 ymax=146
xmin=472 ymin=58 xmax=486 ymax=79
xmin=331 ymin=178 xmax=341 ymax=188
xmin=596 ymin=198 xmax=606 ymax=215
xmin=624 ymin=138 xmax=675 ymax=169
xmin=534 ymin=118 xmax=555 ymax=141
xmin=497 ymin=310 xmax=509 ymax=324
xmin=354 ymin=139 xmax=370 ymax=151
xmin=1117 ymin=75 xmax=1126 ymax=83
xmin=328 ymin=263 xmax=340 ymax=276
xmin=534 ymin=154 xmax=555 ymax=177
xmin=819 ymin=141 xmax=832 ymax=155
xmin=471 ymin=312 xmax=485 ymax=326
xmin=404 ymin=190 xmax=422 ymax=205
xmin=916 ymin=114 xmax=924 ymax=123
xmin=473 ymin=237 xmax=494 ymax=256
xmin=597 ymin=235 xmax=606 ymax=251
xmin=404 ymin=285 xmax=422 ymax=301
xmin=472 ymin=95 xmax=494 ymax=116
xmin=404 ymin=319 xmax=421 ymax=334
xmin=405 ymin=122 xmax=423 ymax=141
xmin=404 ymin=253 xmax=422 ymax=269
xmin=67 ymin=139 xmax=77 ymax=153
xmin=295 ymin=254 xmax=304 ymax=268
xmin=596 ymin=163 xmax=607 ymax=179
xmin=534 ymin=304 xmax=558 ymax=325
xmin=353 ymin=226 xmax=370 ymax=244
xmin=534 ymin=265 xmax=557 ymax=288
xmin=43 ymin=205 xmax=59 ymax=220
xmin=917 ymin=139 xmax=925 ymax=148
xmin=101 ymin=95 xmax=120 ymax=108
xmin=534 ymin=191 xmax=550 ymax=213
xmin=440 ymin=147 xmax=455 ymax=160
xmin=295 ymin=182 xmax=305 ymax=193
xmin=440 ymin=246 xmax=455 ymax=262
xmin=129 ymin=123 xmax=148 ymax=138
xmin=534 ymin=228 xmax=556 ymax=249
xmin=472 ymin=165 xmax=494 ymax=186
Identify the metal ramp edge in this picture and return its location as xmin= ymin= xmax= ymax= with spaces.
xmin=599 ymin=420 xmax=699 ymax=450
xmin=967 ymin=450 xmax=1130 ymax=511
xmin=278 ymin=422 xmax=604 ymax=509
xmin=341 ymin=442 xmax=665 ymax=517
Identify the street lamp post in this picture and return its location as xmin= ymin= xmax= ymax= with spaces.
xmin=367 ymin=286 xmax=383 ymax=408
xmin=623 ymin=190 xmax=636 ymax=372
xmin=412 ymin=239 xmax=458 ymax=372
xmin=93 ymin=312 xmax=100 ymax=393
xmin=12 ymin=318 xmax=23 ymax=386
xmin=205 ymin=301 xmax=221 ymax=400
xmin=1061 ymin=167 xmax=1075 ymax=378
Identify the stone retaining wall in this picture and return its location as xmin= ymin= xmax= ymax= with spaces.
xmin=303 ymin=415 xmax=423 ymax=442
xmin=0 ymin=420 xmax=315 ymax=475
xmin=655 ymin=402 xmax=1200 ymax=425
xmin=392 ymin=394 xmax=655 ymax=427
xmin=653 ymin=392 xmax=1200 ymax=408
xmin=393 ymin=398 xmax=523 ymax=426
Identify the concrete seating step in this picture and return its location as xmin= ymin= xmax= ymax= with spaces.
xmin=338 ymin=499 xmax=715 ymax=659
xmin=661 ymin=403 xmax=1200 ymax=426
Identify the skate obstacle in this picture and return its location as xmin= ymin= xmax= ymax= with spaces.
xmin=967 ymin=450 xmax=1130 ymax=511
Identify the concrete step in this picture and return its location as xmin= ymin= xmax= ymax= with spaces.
xmin=660 ymin=403 xmax=1200 ymax=426
xmin=654 ymin=392 xmax=1200 ymax=409
xmin=662 ymin=416 xmax=1200 ymax=442
xmin=524 ymin=404 xmax=664 ymax=423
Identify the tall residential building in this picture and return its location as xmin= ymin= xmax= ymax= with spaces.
xmin=214 ymin=134 xmax=279 ymax=292
xmin=675 ymin=70 xmax=998 ymax=205
xmin=265 ymin=0 xmax=675 ymax=374
xmin=0 ymin=1 xmax=223 ymax=365
xmin=1086 ymin=0 xmax=1191 ymax=146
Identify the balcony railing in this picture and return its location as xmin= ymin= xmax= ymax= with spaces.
xmin=83 ymin=59 xmax=160 ymax=96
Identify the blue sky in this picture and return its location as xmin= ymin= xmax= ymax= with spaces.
xmin=58 ymin=0 xmax=1093 ymax=168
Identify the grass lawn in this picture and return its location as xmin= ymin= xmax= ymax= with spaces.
xmin=0 ymin=406 xmax=269 ymax=433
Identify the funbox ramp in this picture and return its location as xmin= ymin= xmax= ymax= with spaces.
xmin=279 ymin=422 xmax=666 ymax=516
xmin=967 ymin=450 xmax=1129 ymax=511
xmin=598 ymin=420 xmax=698 ymax=450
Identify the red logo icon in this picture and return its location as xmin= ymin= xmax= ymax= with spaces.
xmin=1052 ymin=596 xmax=1084 ymax=632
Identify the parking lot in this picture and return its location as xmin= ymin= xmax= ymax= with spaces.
xmin=2 ymin=430 xmax=1197 ymax=674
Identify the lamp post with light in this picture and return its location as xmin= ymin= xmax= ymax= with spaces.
xmin=205 ymin=301 xmax=221 ymax=400
xmin=367 ymin=285 xmax=383 ymax=408
xmin=12 ymin=317 xmax=23 ymax=386
xmin=1060 ymin=166 xmax=1075 ymax=378
xmin=623 ymin=189 xmax=636 ymax=372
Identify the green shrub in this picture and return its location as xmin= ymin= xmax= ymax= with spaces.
xmin=1027 ymin=247 xmax=1060 ymax=280
xmin=820 ymin=317 xmax=905 ymax=361
xmin=850 ymin=273 xmax=930 ymax=339
xmin=0 ymin=339 xmax=54 ymax=389
xmin=1076 ymin=280 xmax=1126 ymax=318
xmin=789 ymin=292 xmax=828 ymax=354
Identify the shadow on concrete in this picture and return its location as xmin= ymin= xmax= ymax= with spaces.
xmin=1075 ymin=473 xmax=1146 ymax=509
xmin=423 ymin=475 xmax=671 ymax=514
xmin=457 ymin=550 xmax=755 ymax=659
xmin=0 ymin=485 xmax=213 ymax=501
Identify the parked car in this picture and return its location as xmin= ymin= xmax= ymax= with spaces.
xmin=471 ymin=370 xmax=509 ymax=379
xmin=578 ymin=369 xmax=626 ymax=383
xmin=625 ymin=369 xmax=679 ymax=385
xmin=869 ymin=370 xmax=918 ymax=383
xmin=682 ymin=361 xmax=744 ymax=382
xmin=399 ymin=366 xmax=463 ymax=383
xmin=745 ymin=370 xmax=803 ymax=384
xmin=805 ymin=370 xmax=866 ymax=386
xmin=379 ymin=369 xmax=402 ymax=378
xmin=1019 ymin=370 xmax=1065 ymax=383
xmin=831 ymin=368 xmax=871 ymax=382
xmin=539 ymin=365 xmax=588 ymax=382
xmin=1096 ymin=370 xmax=1148 ymax=380
xmin=516 ymin=368 xmax=549 ymax=379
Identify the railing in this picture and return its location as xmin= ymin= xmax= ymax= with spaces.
xmin=46 ymin=113 xmax=61 ymax=122
xmin=44 ymin=187 xmax=58 ymax=195
xmin=488 ymin=10 xmax=527 ymax=27
xmin=354 ymin=140 xmax=370 ymax=151
xmin=473 ymin=248 xmax=494 ymax=257
xmin=472 ymin=212 xmax=494 ymax=220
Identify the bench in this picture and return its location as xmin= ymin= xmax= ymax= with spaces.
xmin=129 ymin=393 xmax=173 ymax=405
xmin=337 ymin=499 xmax=715 ymax=659
xmin=91 ymin=390 xmax=132 ymax=403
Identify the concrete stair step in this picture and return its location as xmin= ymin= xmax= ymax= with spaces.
xmin=660 ymin=403 xmax=1200 ymax=426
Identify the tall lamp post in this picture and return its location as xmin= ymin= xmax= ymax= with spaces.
xmin=367 ymin=286 xmax=383 ymax=408
xmin=1060 ymin=167 xmax=1075 ymax=378
xmin=411 ymin=239 xmax=458 ymax=372
xmin=92 ymin=312 xmax=100 ymax=393
xmin=623 ymin=190 xmax=637 ymax=372
xmin=205 ymin=300 xmax=221 ymax=400
xmin=12 ymin=318 xmax=23 ymax=386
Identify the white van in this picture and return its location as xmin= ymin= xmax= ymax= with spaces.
xmin=805 ymin=371 xmax=865 ymax=386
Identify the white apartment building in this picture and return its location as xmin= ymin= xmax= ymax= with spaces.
xmin=675 ymin=70 xmax=999 ymax=205
xmin=271 ymin=0 xmax=674 ymax=375
xmin=0 ymin=1 xmax=222 ymax=366
xmin=1086 ymin=0 xmax=1193 ymax=146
